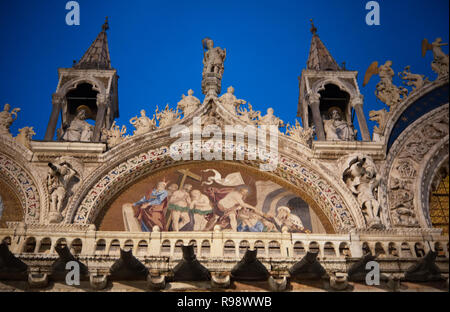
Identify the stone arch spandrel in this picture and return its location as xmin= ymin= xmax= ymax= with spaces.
xmin=383 ymin=81 xmax=449 ymax=153
xmin=0 ymin=150 xmax=43 ymax=224
xmin=383 ymin=104 xmax=449 ymax=229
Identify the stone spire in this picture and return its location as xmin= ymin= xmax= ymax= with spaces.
xmin=74 ymin=17 xmax=111 ymax=70
xmin=306 ymin=20 xmax=340 ymax=71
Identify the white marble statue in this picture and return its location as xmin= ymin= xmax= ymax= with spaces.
xmin=202 ymin=39 xmax=226 ymax=77
xmin=218 ymin=86 xmax=246 ymax=113
xmin=47 ymin=162 xmax=78 ymax=223
xmin=60 ymin=107 xmax=93 ymax=142
xmin=343 ymin=156 xmax=383 ymax=229
xmin=258 ymin=108 xmax=284 ymax=129
xmin=323 ymin=107 xmax=356 ymax=141
xmin=15 ymin=126 xmax=36 ymax=149
xmin=0 ymin=103 xmax=20 ymax=138
xmin=177 ymin=89 xmax=201 ymax=117
xmin=129 ymin=109 xmax=156 ymax=136
xmin=155 ymin=104 xmax=181 ymax=129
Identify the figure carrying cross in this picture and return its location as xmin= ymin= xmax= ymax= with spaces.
xmin=165 ymin=169 xmax=202 ymax=231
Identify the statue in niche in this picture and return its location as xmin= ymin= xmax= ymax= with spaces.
xmin=46 ymin=161 xmax=78 ymax=223
xmin=323 ymin=107 xmax=356 ymax=141
xmin=60 ymin=106 xmax=93 ymax=142
xmin=218 ymin=86 xmax=246 ymax=113
xmin=343 ymin=156 xmax=383 ymax=229
xmin=422 ymin=37 xmax=449 ymax=79
xmin=177 ymin=89 xmax=201 ymax=117
xmin=202 ymin=38 xmax=226 ymax=77
xmin=0 ymin=103 xmax=20 ymax=137
xmin=129 ymin=109 xmax=156 ymax=136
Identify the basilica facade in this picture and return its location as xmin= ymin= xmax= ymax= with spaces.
xmin=0 ymin=19 xmax=448 ymax=292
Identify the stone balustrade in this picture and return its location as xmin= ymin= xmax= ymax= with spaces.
xmin=1 ymin=228 xmax=448 ymax=263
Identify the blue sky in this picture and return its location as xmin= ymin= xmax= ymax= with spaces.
xmin=0 ymin=0 xmax=448 ymax=140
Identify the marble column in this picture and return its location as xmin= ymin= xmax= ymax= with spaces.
xmin=44 ymin=93 xmax=64 ymax=141
xmin=309 ymin=93 xmax=325 ymax=140
xmin=351 ymin=95 xmax=371 ymax=141
xmin=93 ymin=94 xmax=108 ymax=142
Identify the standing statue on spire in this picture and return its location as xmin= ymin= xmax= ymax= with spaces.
xmin=202 ymin=38 xmax=226 ymax=77
xmin=202 ymin=38 xmax=226 ymax=98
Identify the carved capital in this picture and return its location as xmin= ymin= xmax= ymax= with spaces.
xmin=52 ymin=93 xmax=64 ymax=105
xmin=351 ymin=95 xmax=364 ymax=107
xmin=96 ymin=94 xmax=109 ymax=107
xmin=307 ymin=92 xmax=321 ymax=106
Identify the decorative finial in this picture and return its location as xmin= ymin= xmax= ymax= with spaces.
xmin=310 ymin=19 xmax=317 ymax=35
xmin=102 ymin=16 xmax=109 ymax=31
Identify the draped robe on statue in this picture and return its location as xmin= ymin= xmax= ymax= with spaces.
xmin=134 ymin=189 xmax=168 ymax=232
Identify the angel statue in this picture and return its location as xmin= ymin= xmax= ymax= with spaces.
xmin=202 ymin=38 xmax=226 ymax=77
xmin=363 ymin=60 xmax=408 ymax=109
xmin=422 ymin=37 xmax=449 ymax=79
